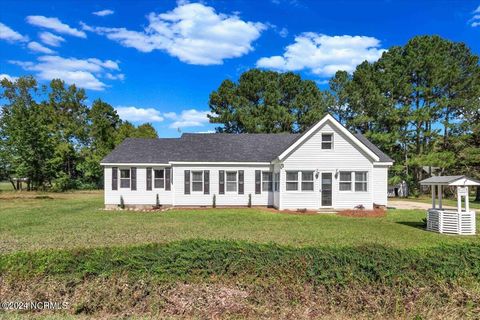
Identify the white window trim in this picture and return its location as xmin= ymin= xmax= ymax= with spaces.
xmin=285 ymin=171 xmax=301 ymax=193
xmin=301 ymin=171 xmax=315 ymax=192
xmin=321 ymin=132 xmax=334 ymax=150
xmin=262 ymin=171 xmax=273 ymax=192
xmin=119 ymin=168 xmax=131 ymax=189
xmin=191 ymin=170 xmax=204 ymax=193
xmin=154 ymin=168 xmax=165 ymax=189
xmin=354 ymin=171 xmax=368 ymax=192
xmin=338 ymin=171 xmax=369 ymax=193
xmin=225 ymin=171 xmax=238 ymax=193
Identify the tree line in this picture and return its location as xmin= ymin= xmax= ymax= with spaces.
xmin=0 ymin=76 xmax=157 ymax=191
xmin=208 ymin=35 xmax=480 ymax=199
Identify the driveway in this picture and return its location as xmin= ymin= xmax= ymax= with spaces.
xmin=388 ymin=200 xmax=456 ymax=210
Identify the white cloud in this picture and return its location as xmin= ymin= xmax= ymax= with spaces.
xmin=473 ymin=22 xmax=480 ymax=27
xmin=10 ymin=55 xmax=122 ymax=91
xmin=92 ymin=9 xmax=114 ymax=16
xmin=168 ymin=109 xmax=211 ymax=128
xmin=105 ymin=72 xmax=125 ymax=80
xmin=474 ymin=5 xmax=480 ymax=13
xmin=83 ymin=2 xmax=266 ymax=65
xmin=115 ymin=106 xmax=164 ymax=122
xmin=0 ymin=74 xmax=18 ymax=82
xmin=256 ymin=33 xmax=386 ymax=77
xmin=27 ymin=41 xmax=55 ymax=54
xmin=26 ymin=16 xmax=86 ymax=38
xmin=0 ymin=22 xmax=28 ymax=42
xmin=39 ymin=31 xmax=65 ymax=47
xmin=279 ymin=27 xmax=288 ymax=38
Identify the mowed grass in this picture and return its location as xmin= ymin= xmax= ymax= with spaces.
xmin=1 ymin=190 xmax=479 ymax=254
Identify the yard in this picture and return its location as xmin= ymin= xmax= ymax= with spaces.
xmin=1 ymin=190 xmax=480 ymax=319
xmin=1 ymin=190 xmax=479 ymax=253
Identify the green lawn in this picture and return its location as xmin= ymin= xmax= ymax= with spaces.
xmin=1 ymin=190 xmax=479 ymax=254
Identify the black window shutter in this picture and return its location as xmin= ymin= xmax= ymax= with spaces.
xmin=204 ymin=170 xmax=210 ymax=194
xmin=112 ymin=167 xmax=118 ymax=190
xmin=238 ymin=170 xmax=244 ymax=194
xmin=146 ymin=168 xmax=152 ymax=191
xmin=165 ymin=168 xmax=171 ymax=191
xmin=219 ymin=170 xmax=225 ymax=194
xmin=255 ymin=170 xmax=261 ymax=194
xmin=184 ymin=170 xmax=190 ymax=194
xmin=131 ymin=167 xmax=137 ymax=191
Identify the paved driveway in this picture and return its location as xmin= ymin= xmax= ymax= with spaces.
xmin=388 ymin=200 xmax=456 ymax=210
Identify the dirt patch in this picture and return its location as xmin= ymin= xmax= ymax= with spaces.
xmin=337 ymin=208 xmax=386 ymax=218
xmin=0 ymin=276 xmax=478 ymax=319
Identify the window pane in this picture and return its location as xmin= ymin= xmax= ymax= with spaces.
xmin=321 ymin=142 xmax=332 ymax=149
xmin=355 ymin=182 xmax=367 ymax=192
xmin=120 ymin=179 xmax=130 ymax=188
xmin=192 ymin=171 xmax=203 ymax=182
xmin=262 ymin=182 xmax=272 ymax=191
xmin=355 ymin=172 xmax=367 ymax=182
xmin=322 ymin=134 xmax=332 ymax=142
xmin=286 ymin=182 xmax=298 ymax=191
xmin=226 ymin=172 xmax=237 ymax=182
xmin=339 ymin=182 xmax=351 ymax=191
xmin=192 ymin=182 xmax=203 ymax=192
xmin=302 ymin=171 xmax=314 ymax=181
xmin=120 ymin=169 xmax=130 ymax=178
xmin=154 ymin=179 xmax=164 ymax=188
xmin=286 ymin=171 xmax=298 ymax=181
xmin=339 ymin=172 xmax=351 ymax=182
xmin=302 ymin=182 xmax=314 ymax=191
xmin=154 ymin=169 xmax=164 ymax=179
xmin=226 ymin=181 xmax=237 ymax=192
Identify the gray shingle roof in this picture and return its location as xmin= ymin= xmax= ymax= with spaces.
xmin=101 ymin=131 xmax=393 ymax=164
xmin=420 ymin=176 xmax=466 ymax=184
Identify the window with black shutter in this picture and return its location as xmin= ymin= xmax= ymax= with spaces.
xmin=255 ymin=170 xmax=261 ymax=194
xmin=112 ymin=167 xmax=118 ymax=190
xmin=238 ymin=170 xmax=244 ymax=194
xmin=146 ymin=168 xmax=152 ymax=191
xmin=184 ymin=170 xmax=190 ymax=194
xmin=219 ymin=170 xmax=225 ymax=194
xmin=204 ymin=170 xmax=210 ymax=194
xmin=165 ymin=168 xmax=171 ymax=191
xmin=131 ymin=167 xmax=137 ymax=191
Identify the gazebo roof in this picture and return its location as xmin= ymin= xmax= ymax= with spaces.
xmin=420 ymin=175 xmax=480 ymax=186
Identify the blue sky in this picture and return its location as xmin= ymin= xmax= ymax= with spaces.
xmin=1 ymin=0 xmax=479 ymax=137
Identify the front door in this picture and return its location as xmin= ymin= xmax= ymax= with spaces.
xmin=321 ymin=172 xmax=333 ymax=207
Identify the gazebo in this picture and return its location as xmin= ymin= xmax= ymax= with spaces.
xmin=420 ymin=176 xmax=480 ymax=235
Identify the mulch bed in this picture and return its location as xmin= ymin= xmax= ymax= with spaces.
xmin=336 ymin=208 xmax=386 ymax=218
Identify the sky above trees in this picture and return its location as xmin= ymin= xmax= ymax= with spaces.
xmin=1 ymin=0 xmax=479 ymax=137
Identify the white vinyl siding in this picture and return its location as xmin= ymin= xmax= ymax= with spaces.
xmin=372 ymin=166 xmax=388 ymax=206
xmin=104 ymin=166 xmax=173 ymax=206
xmin=281 ymin=121 xmax=375 ymax=210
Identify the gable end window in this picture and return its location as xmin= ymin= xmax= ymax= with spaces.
xmin=321 ymin=133 xmax=333 ymax=149
xmin=262 ymin=172 xmax=273 ymax=192
xmin=154 ymin=169 xmax=165 ymax=188
xmin=120 ymin=169 xmax=131 ymax=188
xmin=226 ymin=171 xmax=238 ymax=192
xmin=191 ymin=171 xmax=204 ymax=192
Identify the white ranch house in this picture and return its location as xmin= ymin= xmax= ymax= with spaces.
xmin=101 ymin=115 xmax=393 ymax=210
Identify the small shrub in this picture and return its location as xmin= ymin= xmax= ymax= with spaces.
xmin=248 ymin=194 xmax=252 ymax=208
xmin=51 ymin=172 xmax=77 ymax=192
xmin=212 ymin=194 xmax=216 ymax=208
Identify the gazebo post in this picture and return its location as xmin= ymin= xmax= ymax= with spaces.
xmin=466 ymin=187 xmax=470 ymax=213
xmin=431 ymin=185 xmax=436 ymax=209
xmin=438 ymin=185 xmax=443 ymax=209
xmin=457 ymin=187 xmax=462 ymax=213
